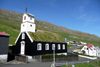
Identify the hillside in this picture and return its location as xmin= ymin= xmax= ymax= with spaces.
xmin=0 ymin=9 xmax=100 ymax=46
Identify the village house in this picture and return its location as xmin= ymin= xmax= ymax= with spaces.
xmin=81 ymin=44 xmax=100 ymax=57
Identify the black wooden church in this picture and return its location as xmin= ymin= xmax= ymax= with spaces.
xmin=14 ymin=11 xmax=67 ymax=56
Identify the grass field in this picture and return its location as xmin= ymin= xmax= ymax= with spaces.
xmin=92 ymin=60 xmax=100 ymax=66
xmin=60 ymin=63 xmax=95 ymax=67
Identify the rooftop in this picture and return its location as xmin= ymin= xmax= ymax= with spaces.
xmin=0 ymin=32 xmax=9 ymax=36
xmin=24 ymin=12 xmax=35 ymax=18
xmin=28 ymin=30 xmax=65 ymax=43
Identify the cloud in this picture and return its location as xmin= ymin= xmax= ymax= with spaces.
xmin=78 ymin=4 xmax=100 ymax=22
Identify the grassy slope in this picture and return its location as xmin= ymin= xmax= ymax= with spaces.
xmin=0 ymin=20 xmax=20 ymax=44
xmin=0 ymin=9 xmax=100 ymax=46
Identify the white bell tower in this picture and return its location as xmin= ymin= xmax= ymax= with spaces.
xmin=21 ymin=6 xmax=36 ymax=32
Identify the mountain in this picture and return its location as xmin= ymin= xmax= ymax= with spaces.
xmin=0 ymin=9 xmax=100 ymax=46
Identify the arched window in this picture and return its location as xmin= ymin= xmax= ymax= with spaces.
xmin=52 ymin=44 xmax=55 ymax=50
xmin=22 ymin=33 xmax=25 ymax=39
xmin=45 ymin=43 xmax=49 ymax=50
xmin=63 ymin=44 xmax=65 ymax=50
xmin=58 ymin=44 xmax=61 ymax=50
xmin=24 ymin=16 xmax=26 ymax=20
xmin=37 ymin=43 xmax=42 ymax=50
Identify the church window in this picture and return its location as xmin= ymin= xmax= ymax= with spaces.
xmin=30 ymin=25 xmax=32 ymax=27
xmin=30 ymin=17 xmax=32 ymax=20
xmin=58 ymin=44 xmax=61 ymax=50
xmin=63 ymin=44 xmax=65 ymax=50
xmin=52 ymin=44 xmax=55 ymax=50
xmin=45 ymin=43 xmax=49 ymax=50
xmin=37 ymin=43 xmax=42 ymax=50
xmin=22 ymin=33 xmax=25 ymax=39
xmin=24 ymin=16 xmax=26 ymax=20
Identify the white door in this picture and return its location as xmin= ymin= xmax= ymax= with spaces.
xmin=20 ymin=41 xmax=25 ymax=55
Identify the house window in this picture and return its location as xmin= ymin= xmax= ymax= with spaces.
xmin=37 ymin=43 xmax=42 ymax=50
xmin=87 ymin=48 xmax=88 ymax=50
xmin=63 ymin=44 xmax=65 ymax=50
xmin=22 ymin=33 xmax=25 ymax=39
xmin=52 ymin=44 xmax=55 ymax=50
xmin=45 ymin=43 xmax=49 ymax=50
xmin=58 ymin=44 xmax=61 ymax=50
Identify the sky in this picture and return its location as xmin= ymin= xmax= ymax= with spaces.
xmin=0 ymin=0 xmax=100 ymax=37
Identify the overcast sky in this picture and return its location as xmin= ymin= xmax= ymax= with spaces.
xmin=0 ymin=0 xmax=100 ymax=37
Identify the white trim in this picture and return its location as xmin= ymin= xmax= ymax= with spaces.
xmin=20 ymin=41 xmax=25 ymax=55
xmin=15 ymin=32 xmax=33 ymax=44
xmin=0 ymin=54 xmax=7 ymax=61
xmin=26 ymin=32 xmax=33 ymax=42
xmin=15 ymin=32 xmax=22 ymax=43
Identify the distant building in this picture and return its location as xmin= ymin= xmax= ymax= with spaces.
xmin=0 ymin=32 xmax=10 ymax=62
xmin=81 ymin=44 xmax=100 ymax=57
xmin=80 ymin=42 xmax=87 ymax=45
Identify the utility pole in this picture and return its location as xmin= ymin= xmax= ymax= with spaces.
xmin=53 ymin=44 xmax=56 ymax=67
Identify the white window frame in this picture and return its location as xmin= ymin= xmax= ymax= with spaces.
xmin=45 ymin=43 xmax=49 ymax=50
xmin=20 ymin=41 xmax=25 ymax=55
xmin=58 ymin=44 xmax=61 ymax=50
xmin=52 ymin=44 xmax=55 ymax=50
xmin=63 ymin=44 xmax=65 ymax=50
xmin=37 ymin=43 xmax=42 ymax=50
xmin=22 ymin=33 xmax=25 ymax=39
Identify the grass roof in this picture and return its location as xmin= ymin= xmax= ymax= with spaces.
xmin=28 ymin=30 xmax=65 ymax=43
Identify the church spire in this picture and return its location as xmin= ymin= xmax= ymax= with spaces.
xmin=25 ymin=4 xmax=27 ymax=12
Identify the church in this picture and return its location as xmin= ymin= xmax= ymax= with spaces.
xmin=14 ymin=10 xmax=67 ymax=56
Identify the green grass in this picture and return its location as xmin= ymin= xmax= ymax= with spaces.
xmin=92 ymin=60 xmax=100 ymax=66
xmin=29 ymin=30 xmax=65 ymax=43
xmin=77 ymin=46 xmax=83 ymax=49
xmin=0 ymin=20 xmax=20 ymax=45
xmin=60 ymin=63 xmax=95 ymax=67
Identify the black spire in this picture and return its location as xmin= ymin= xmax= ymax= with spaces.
xmin=25 ymin=4 xmax=27 ymax=12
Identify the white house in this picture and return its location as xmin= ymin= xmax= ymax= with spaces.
xmin=81 ymin=44 xmax=100 ymax=57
